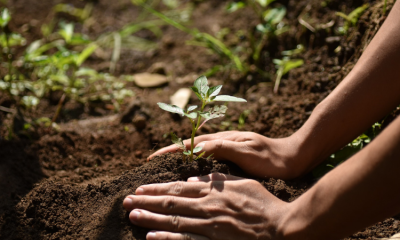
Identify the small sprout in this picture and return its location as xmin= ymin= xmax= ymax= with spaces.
xmin=0 ymin=8 xmax=11 ymax=28
xmin=336 ymin=4 xmax=369 ymax=34
xmin=158 ymin=76 xmax=246 ymax=162
xmin=273 ymin=55 xmax=304 ymax=94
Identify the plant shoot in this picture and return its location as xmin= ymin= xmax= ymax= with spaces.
xmin=157 ymin=76 xmax=246 ymax=162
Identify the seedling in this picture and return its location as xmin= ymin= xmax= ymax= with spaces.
xmin=336 ymin=4 xmax=369 ymax=34
xmin=157 ymin=76 xmax=246 ymax=162
xmin=312 ymin=121 xmax=382 ymax=179
xmin=272 ymin=45 xmax=304 ymax=93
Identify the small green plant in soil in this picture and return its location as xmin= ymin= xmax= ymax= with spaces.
xmin=272 ymin=45 xmax=304 ymax=93
xmin=157 ymin=76 xmax=246 ymax=162
xmin=312 ymin=122 xmax=382 ymax=179
xmin=336 ymin=3 xmax=369 ymax=34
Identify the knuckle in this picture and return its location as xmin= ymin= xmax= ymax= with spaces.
xmin=214 ymin=139 xmax=224 ymax=149
xmin=163 ymin=196 xmax=176 ymax=211
xmin=170 ymin=181 xmax=184 ymax=196
xmin=182 ymin=233 xmax=193 ymax=240
xmin=170 ymin=215 xmax=181 ymax=232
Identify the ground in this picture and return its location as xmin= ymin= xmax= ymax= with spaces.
xmin=0 ymin=0 xmax=400 ymax=239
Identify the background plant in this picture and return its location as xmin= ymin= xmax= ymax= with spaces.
xmin=157 ymin=76 xmax=246 ymax=162
xmin=312 ymin=122 xmax=382 ymax=179
xmin=272 ymin=45 xmax=304 ymax=93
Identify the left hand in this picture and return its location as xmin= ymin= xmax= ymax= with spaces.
xmin=123 ymin=173 xmax=288 ymax=240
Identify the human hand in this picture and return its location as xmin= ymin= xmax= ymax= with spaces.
xmin=123 ymin=173 xmax=288 ymax=240
xmin=148 ymin=131 xmax=301 ymax=179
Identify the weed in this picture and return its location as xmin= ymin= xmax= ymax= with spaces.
xmin=336 ymin=4 xmax=369 ymax=34
xmin=157 ymin=76 xmax=246 ymax=162
xmin=133 ymin=0 xmax=246 ymax=74
xmin=272 ymin=45 xmax=304 ymax=93
xmin=312 ymin=122 xmax=382 ymax=179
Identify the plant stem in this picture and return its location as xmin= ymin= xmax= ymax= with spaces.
xmin=189 ymin=101 xmax=206 ymax=162
xmin=274 ymin=65 xmax=284 ymax=94
xmin=383 ymin=0 xmax=387 ymax=15
xmin=49 ymin=93 xmax=66 ymax=130
xmin=4 ymin=31 xmax=12 ymax=93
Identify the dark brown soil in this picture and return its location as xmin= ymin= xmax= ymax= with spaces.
xmin=1 ymin=0 xmax=399 ymax=239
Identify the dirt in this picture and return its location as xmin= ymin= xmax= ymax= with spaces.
xmin=1 ymin=0 xmax=400 ymax=239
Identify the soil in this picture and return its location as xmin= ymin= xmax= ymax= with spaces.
xmin=1 ymin=0 xmax=400 ymax=239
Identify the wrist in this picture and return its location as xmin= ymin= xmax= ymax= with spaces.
xmin=275 ymin=201 xmax=312 ymax=240
xmin=270 ymin=134 xmax=315 ymax=179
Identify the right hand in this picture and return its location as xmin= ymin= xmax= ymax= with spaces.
xmin=148 ymin=131 xmax=301 ymax=179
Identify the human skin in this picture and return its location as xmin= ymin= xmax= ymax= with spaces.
xmin=125 ymin=1 xmax=400 ymax=239
xmin=148 ymin=0 xmax=400 ymax=181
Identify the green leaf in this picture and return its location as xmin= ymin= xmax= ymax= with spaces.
xmin=157 ymin=102 xmax=184 ymax=116
xmin=171 ymin=132 xmax=186 ymax=151
xmin=183 ymin=151 xmax=191 ymax=156
xmin=347 ymin=3 xmax=369 ymax=25
xmin=264 ymin=6 xmax=286 ymax=25
xmin=184 ymin=112 xmax=198 ymax=119
xmin=213 ymin=95 xmax=247 ymax=102
xmin=191 ymin=87 xmax=203 ymax=101
xmin=200 ymin=105 xmax=228 ymax=120
xmin=76 ymin=43 xmax=97 ymax=66
xmin=21 ymin=96 xmax=40 ymax=108
xmin=187 ymin=105 xmax=198 ymax=112
xmin=193 ymin=146 xmax=203 ymax=153
xmin=195 ymin=151 xmax=206 ymax=160
xmin=282 ymin=59 xmax=304 ymax=75
xmin=0 ymin=8 xmax=11 ymax=28
xmin=226 ymin=2 xmax=246 ymax=13
xmin=207 ymin=85 xmax=222 ymax=97
xmin=256 ymin=0 xmax=275 ymax=7
xmin=194 ymin=75 xmax=209 ymax=96
xmin=59 ymin=22 xmax=74 ymax=43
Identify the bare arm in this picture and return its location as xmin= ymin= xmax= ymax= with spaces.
xmin=148 ymin=1 xmax=400 ymax=180
xmin=279 ymin=109 xmax=400 ymax=239
xmin=288 ymin=1 xmax=400 ymax=176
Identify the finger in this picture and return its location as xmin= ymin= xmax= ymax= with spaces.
xmin=129 ymin=209 xmax=210 ymax=236
xmin=148 ymin=144 xmax=180 ymax=161
xmin=135 ymin=181 xmax=210 ymax=197
xmin=187 ymin=173 xmax=244 ymax=182
xmin=123 ymin=195 xmax=207 ymax=218
xmin=147 ymin=131 xmax=240 ymax=160
xmin=194 ymin=139 xmax=248 ymax=161
xmin=146 ymin=231 xmax=209 ymax=240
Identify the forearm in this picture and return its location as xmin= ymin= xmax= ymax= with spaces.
xmin=279 ymin=115 xmax=400 ymax=240
xmin=290 ymin=1 xmax=400 ymax=175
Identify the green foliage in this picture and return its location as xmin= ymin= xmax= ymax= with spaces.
xmin=312 ymin=122 xmax=382 ymax=179
xmin=0 ymin=8 xmax=10 ymax=28
xmin=272 ymin=45 xmax=304 ymax=93
xmin=158 ymin=76 xmax=246 ymax=162
xmin=336 ymin=4 xmax=369 ymax=34
xmin=0 ymin=8 xmax=134 ymax=112
xmin=226 ymin=2 xmax=246 ymax=13
xmin=54 ymin=3 xmax=93 ymax=22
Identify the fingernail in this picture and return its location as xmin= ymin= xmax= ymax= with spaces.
xmin=130 ymin=210 xmax=141 ymax=223
xmin=188 ymin=176 xmax=200 ymax=182
xmin=123 ymin=198 xmax=133 ymax=209
xmin=136 ymin=187 xmax=144 ymax=195
xmin=196 ymin=142 xmax=205 ymax=148
xmin=147 ymin=232 xmax=156 ymax=239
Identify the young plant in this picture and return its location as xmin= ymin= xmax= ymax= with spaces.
xmin=272 ymin=45 xmax=304 ymax=93
xmin=336 ymin=3 xmax=369 ymax=34
xmin=157 ymin=76 xmax=246 ymax=162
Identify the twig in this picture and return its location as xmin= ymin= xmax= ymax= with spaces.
xmin=49 ymin=93 xmax=66 ymax=129
xmin=0 ymin=105 xmax=16 ymax=113
xmin=298 ymin=18 xmax=316 ymax=32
